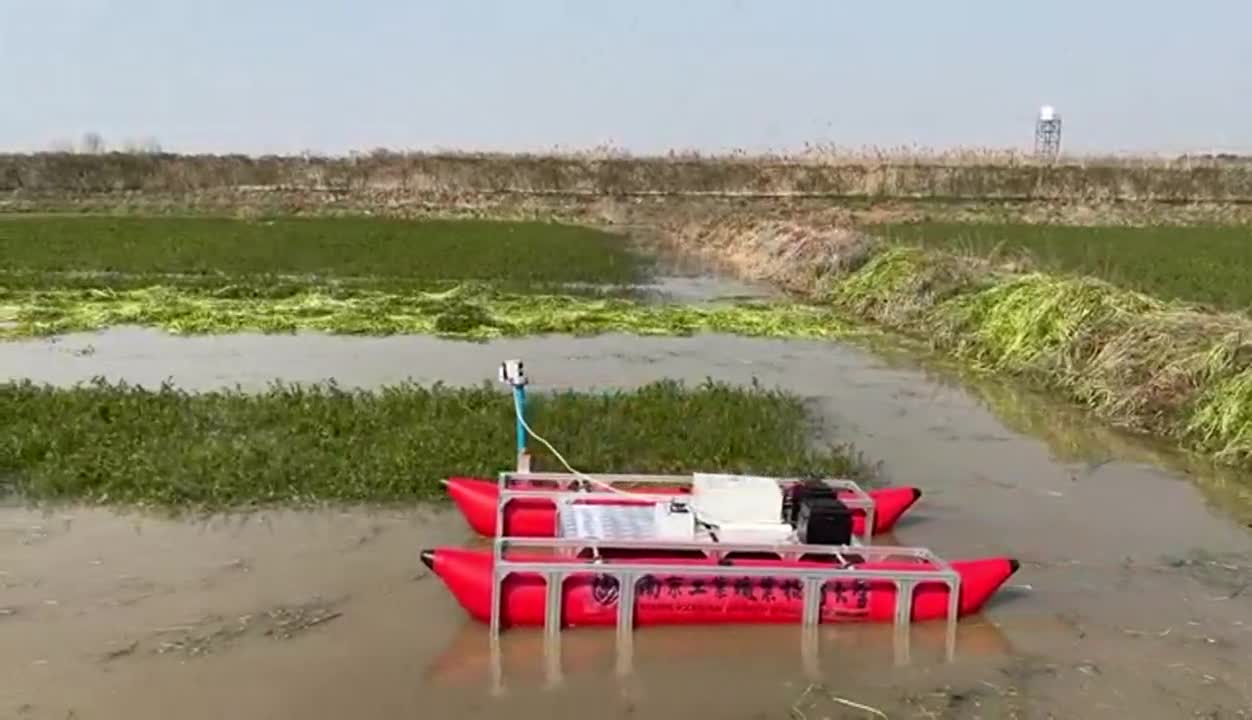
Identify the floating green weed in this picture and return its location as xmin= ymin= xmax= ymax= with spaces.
xmin=0 ymin=378 xmax=865 ymax=509
xmin=0 ymin=285 xmax=849 ymax=340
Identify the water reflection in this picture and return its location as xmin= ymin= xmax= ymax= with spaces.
xmin=852 ymin=332 xmax=1252 ymax=526
xmin=425 ymin=617 xmax=1013 ymax=695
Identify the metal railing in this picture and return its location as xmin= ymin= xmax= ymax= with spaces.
xmin=493 ymin=470 xmax=879 ymax=546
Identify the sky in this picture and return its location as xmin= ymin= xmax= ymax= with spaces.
xmin=1 ymin=0 xmax=1249 ymax=156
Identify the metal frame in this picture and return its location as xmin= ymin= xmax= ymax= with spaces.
xmin=482 ymin=535 xmax=961 ymax=694
xmin=485 ymin=472 xmax=962 ymax=668
xmin=493 ymin=470 xmax=880 ymax=546
xmin=488 ymin=537 xmax=960 ymax=636
xmin=1035 ymin=111 xmax=1063 ymax=161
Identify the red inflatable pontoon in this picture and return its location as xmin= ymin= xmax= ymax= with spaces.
xmin=422 ymin=547 xmax=1018 ymax=628
xmin=444 ymin=476 xmax=921 ymax=539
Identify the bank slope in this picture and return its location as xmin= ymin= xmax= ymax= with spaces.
xmin=829 ymin=245 xmax=1252 ymax=467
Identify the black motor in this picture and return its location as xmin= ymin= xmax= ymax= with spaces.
xmin=782 ymin=480 xmax=853 ymax=545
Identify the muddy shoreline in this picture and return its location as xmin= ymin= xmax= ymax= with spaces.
xmin=3 ymin=328 xmax=1251 ymax=718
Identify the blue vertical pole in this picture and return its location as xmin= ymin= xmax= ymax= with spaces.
xmin=513 ymin=383 xmax=527 ymax=456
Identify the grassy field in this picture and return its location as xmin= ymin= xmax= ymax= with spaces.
xmin=0 ymin=378 xmax=863 ymax=509
xmin=0 ymin=215 xmax=652 ymax=292
xmin=874 ymin=222 xmax=1252 ymax=312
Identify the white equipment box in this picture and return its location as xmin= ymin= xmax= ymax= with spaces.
xmin=690 ymin=473 xmax=794 ymax=543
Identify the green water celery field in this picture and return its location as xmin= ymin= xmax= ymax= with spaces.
xmin=0 ymin=214 xmax=850 ymax=339
xmin=876 ymin=222 xmax=1252 ymax=312
xmin=828 ymin=244 xmax=1252 ymax=467
xmin=0 ymin=379 xmax=864 ymax=509
xmin=0 ymin=215 xmax=653 ymax=291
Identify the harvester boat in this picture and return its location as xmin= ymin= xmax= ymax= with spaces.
xmin=424 ymin=360 xmax=1018 ymax=639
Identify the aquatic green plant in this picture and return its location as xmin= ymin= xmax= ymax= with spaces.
xmin=0 ymin=284 xmax=850 ymax=340
xmin=0 ymin=378 xmax=866 ymax=509
xmin=0 ymin=215 xmax=654 ymax=291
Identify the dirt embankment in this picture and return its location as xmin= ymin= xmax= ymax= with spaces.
xmin=8 ymin=157 xmax=1252 ymax=230
xmin=7 ymin=150 xmax=1252 ymax=212
xmin=12 ymin=188 xmax=1252 ymax=228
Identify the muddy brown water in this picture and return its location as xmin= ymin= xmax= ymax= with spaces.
xmin=3 ymin=329 xmax=1252 ymax=719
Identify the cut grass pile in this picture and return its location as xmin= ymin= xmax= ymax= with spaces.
xmin=830 ymin=245 xmax=1252 ymax=467
xmin=0 ymin=284 xmax=848 ymax=339
xmin=0 ymin=216 xmax=653 ymax=292
xmin=0 ymin=378 xmax=863 ymax=509
xmin=874 ymin=222 xmax=1252 ymax=312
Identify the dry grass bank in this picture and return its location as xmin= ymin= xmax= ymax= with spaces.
xmin=4 ymin=149 xmax=1252 ymax=205
xmin=10 ymin=190 xmax=1252 ymax=235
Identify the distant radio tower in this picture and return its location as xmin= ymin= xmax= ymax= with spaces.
xmin=1034 ymin=105 xmax=1062 ymax=161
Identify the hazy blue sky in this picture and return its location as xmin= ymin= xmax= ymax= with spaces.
xmin=2 ymin=0 xmax=1249 ymax=155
